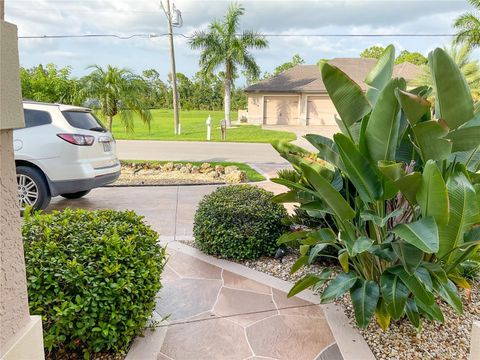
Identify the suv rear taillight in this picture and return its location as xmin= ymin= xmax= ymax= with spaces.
xmin=57 ymin=134 xmax=95 ymax=146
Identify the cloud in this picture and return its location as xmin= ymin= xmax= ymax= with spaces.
xmin=6 ymin=0 xmax=473 ymax=83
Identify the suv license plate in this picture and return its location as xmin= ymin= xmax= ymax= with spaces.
xmin=103 ymin=142 xmax=112 ymax=152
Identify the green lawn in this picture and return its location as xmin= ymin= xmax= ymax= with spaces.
xmin=108 ymin=109 xmax=296 ymax=143
xmin=121 ymin=160 xmax=266 ymax=182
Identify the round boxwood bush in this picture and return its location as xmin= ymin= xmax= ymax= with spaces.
xmin=193 ymin=185 xmax=288 ymax=260
xmin=22 ymin=208 xmax=166 ymax=356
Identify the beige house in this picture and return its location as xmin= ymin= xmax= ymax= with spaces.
xmin=243 ymin=58 xmax=422 ymax=127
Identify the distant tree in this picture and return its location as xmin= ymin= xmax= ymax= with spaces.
xmin=454 ymin=0 xmax=480 ymax=48
xmin=395 ymin=50 xmax=427 ymax=65
xmin=360 ymin=45 xmax=386 ymax=59
xmin=189 ymin=3 xmax=268 ymax=127
xmin=414 ymin=42 xmax=480 ymax=101
xmin=141 ymin=69 xmax=170 ymax=108
xmin=272 ymin=54 xmax=305 ymax=76
xmin=20 ymin=63 xmax=84 ymax=105
xmin=82 ymin=65 xmax=152 ymax=132
xmin=361 ymin=46 xmax=427 ymax=65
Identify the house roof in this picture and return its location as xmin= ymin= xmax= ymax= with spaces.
xmin=244 ymin=58 xmax=423 ymax=93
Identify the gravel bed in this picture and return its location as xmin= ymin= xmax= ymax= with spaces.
xmin=179 ymin=240 xmax=479 ymax=360
xmin=111 ymin=170 xmax=225 ymax=186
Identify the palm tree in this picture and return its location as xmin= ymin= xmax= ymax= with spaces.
xmin=189 ymin=2 xmax=268 ymax=127
xmin=454 ymin=0 xmax=480 ymax=48
xmin=82 ymin=65 xmax=152 ymax=132
xmin=414 ymin=42 xmax=480 ymax=102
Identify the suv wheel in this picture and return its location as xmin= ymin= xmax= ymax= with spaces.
xmin=16 ymin=166 xmax=51 ymax=211
xmin=60 ymin=190 xmax=91 ymax=199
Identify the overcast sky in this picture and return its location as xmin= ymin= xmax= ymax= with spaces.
xmin=6 ymin=0 xmax=475 ymax=85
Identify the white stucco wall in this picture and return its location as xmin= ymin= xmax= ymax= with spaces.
xmin=0 ymin=20 xmax=24 ymax=130
xmin=0 ymin=12 xmax=43 ymax=359
xmin=0 ymin=130 xmax=30 ymax=354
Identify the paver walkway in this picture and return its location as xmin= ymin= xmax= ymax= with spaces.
xmin=149 ymin=248 xmax=342 ymax=360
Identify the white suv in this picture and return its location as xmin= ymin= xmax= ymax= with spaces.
xmin=14 ymin=101 xmax=121 ymax=210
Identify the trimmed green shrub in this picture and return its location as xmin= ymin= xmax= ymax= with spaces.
xmin=22 ymin=208 xmax=166 ymax=356
xmin=193 ymin=185 xmax=288 ymax=260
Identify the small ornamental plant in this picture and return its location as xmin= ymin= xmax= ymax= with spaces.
xmin=194 ymin=185 xmax=288 ymax=260
xmin=22 ymin=208 xmax=166 ymax=357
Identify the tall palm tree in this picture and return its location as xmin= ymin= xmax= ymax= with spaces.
xmin=83 ymin=65 xmax=152 ymax=132
xmin=189 ymin=3 xmax=268 ymax=127
xmin=454 ymin=0 xmax=480 ymax=48
xmin=414 ymin=42 xmax=480 ymax=102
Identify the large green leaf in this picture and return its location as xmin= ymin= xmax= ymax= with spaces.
xmin=416 ymin=160 xmax=449 ymax=226
xmin=304 ymin=134 xmax=345 ymax=171
xmin=394 ymin=172 xmax=422 ymax=205
xmin=271 ymin=178 xmax=319 ymax=199
xmin=447 ymin=125 xmax=480 ymax=153
xmin=380 ymin=272 xmax=409 ymax=320
xmin=271 ymin=140 xmax=311 ymax=166
xmin=392 ymin=242 xmax=424 ymax=274
xmin=277 ymin=230 xmax=308 ymax=245
xmin=392 ymin=216 xmax=439 ymax=253
xmin=422 ymin=262 xmax=448 ymax=284
xmin=360 ymin=208 xmax=404 ymax=227
xmin=412 ymin=121 xmax=452 ymax=162
xmin=350 ymin=279 xmax=380 ymax=328
xmin=365 ymin=78 xmax=406 ymax=162
xmin=389 ymin=266 xmax=434 ymax=306
xmin=438 ymin=167 xmax=479 ymax=261
xmin=433 ymin=278 xmax=463 ymax=314
xmin=415 ymin=298 xmax=444 ymax=323
xmin=352 ymin=237 xmax=374 ymax=256
xmin=395 ymin=89 xmax=431 ymax=126
xmin=375 ymin=298 xmax=391 ymax=331
xmin=319 ymin=62 xmax=371 ymax=128
xmin=365 ymin=44 xmax=395 ymax=106
xmin=405 ymin=298 xmax=421 ymax=330
xmin=334 ymin=133 xmax=383 ymax=203
xmin=429 ymin=47 xmax=474 ymax=130
xmin=288 ymin=270 xmax=331 ymax=298
xmin=300 ymin=162 xmax=356 ymax=220
xmin=320 ymin=272 xmax=358 ymax=303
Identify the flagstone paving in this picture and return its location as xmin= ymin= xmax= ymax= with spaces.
xmin=152 ymin=249 xmax=342 ymax=360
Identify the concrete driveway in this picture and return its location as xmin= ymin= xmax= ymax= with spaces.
xmin=47 ymin=181 xmax=288 ymax=240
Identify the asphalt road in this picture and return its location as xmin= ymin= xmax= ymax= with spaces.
xmin=116 ymin=140 xmax=288 ymax=164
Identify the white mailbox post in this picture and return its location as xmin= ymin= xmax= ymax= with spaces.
xmin=206 ymin=115 xmax=211 ymax=141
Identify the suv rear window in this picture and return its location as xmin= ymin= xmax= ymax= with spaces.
xmin=62 ymin=111 xmax=106 ymax=132
xmin=23 ymin=109 xmax=52 ymax=128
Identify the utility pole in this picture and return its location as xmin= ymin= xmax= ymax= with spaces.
xmin=161 ymin=0 xmax=181 ymax=135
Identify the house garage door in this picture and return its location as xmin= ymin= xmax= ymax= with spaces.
xmin=307 ymin=96 xmax=337 ymax=126
xmin=264 ymin=96 xmax=299 ymax=125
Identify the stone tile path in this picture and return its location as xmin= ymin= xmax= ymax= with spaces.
xmin=151 ymin=249 xmax=342 ymax=360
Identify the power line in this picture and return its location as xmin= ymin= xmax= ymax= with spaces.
xmin=18 ymin=34 xmax=172 ymax=40
xmin=18 ymin=32 xmax=457 ymax=40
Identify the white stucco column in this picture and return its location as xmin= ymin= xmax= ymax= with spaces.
xmin=0 ymin=1 xmax=44 ymax=358
xmin=299 ymin=93 xmax=308 ymax=126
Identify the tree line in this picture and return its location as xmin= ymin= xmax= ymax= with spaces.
xmin=20 ymin=64 xmax=247 ymax=112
